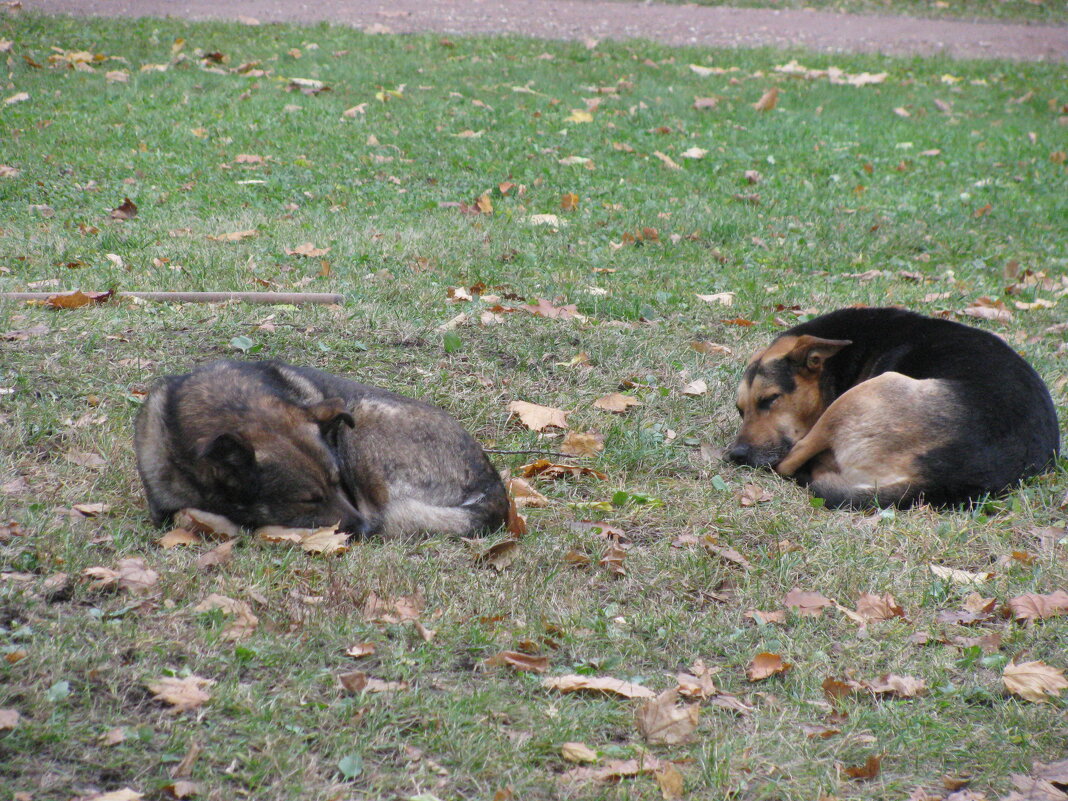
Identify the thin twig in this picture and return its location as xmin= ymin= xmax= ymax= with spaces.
xmin=483 ymin=448 xmax=584 ymax=458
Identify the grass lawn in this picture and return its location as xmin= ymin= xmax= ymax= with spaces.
xmin=581 ymin=0 xmax=1068 ymax=25
xmin=2 ymin=11 xmax=1067 ymax=801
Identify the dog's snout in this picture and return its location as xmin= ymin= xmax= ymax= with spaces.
xmin=726 ymin=443 xmax=754 ymax=465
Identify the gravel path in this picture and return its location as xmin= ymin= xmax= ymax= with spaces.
xmin=26 ymin=0 xmax=1068 ymax=62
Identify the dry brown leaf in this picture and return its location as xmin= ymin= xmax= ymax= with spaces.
xmin=520 ymin=459 xmax=607 ymax=481
xmin=345 ymin=643 xmax=376 ymax=658
xmin=705 ymin=542 xmax=751 ymax=570
xmin=802 ymin=724 xmax=841 ymax=739
xmin=656 ymin=763 xmax=685 ymax=800
xmin=560 ymin=192 xmax=580 ymax=210
xmin=691 ymin=340 xmax=733 ymax=357
xmin=745 ymin=609 xmax=786 ymax=625
xmin=561 ymin=742 xmax=598 ymax=763
xmin=255 ymin=525 xmax=307 ymax=544
xmin=675 ymin=659 xmax=718 ymax=698
xmin=862 ymin=674 xmax=928 ymax=698
xmin=486 ymin=650 xmax=549 ymax=673
xmin=363 ymin=590 xmax=424 ymax=624
xmin=740 ymin=483 xmax=773 ymax=507
xmin=653 ymin=150 xmax=681 ymax=170
xmin=681 ymin=379 xmax=708 ymax=397
xmin=696 ymin=291 xmax=735 ymax=306
xmin=845 ymin=754 xmax=882 ymax=781
xmin=193 ymin=593 xmax=258 ymax=640
xmin=148 ymin=675 xmax=214 ymax=713
xmin=413 ymin=620 xmax=436 ymax=642
xmin=822 ymin=676 xmax=854 ymax=701
xmin=83 ymin=557 xmax=159 ymax=593
xmin=507 ymin=400 xmax=569 ymax=431
xmin=475 ymin=538 xmax=520 ymax=571
xmin=299 ymin=526 xmax=349 ymax=555
xmin=507 ymin=477 xmax=549 ymax=508
xmin=593 ymin=393 xmax=641 ymax=413
xmin=338 ymin=670 xmax=368 ymax=693
xmin=783 ymin=588 xmax=834 ymax=617
xmin=44 ymin=290 xmax=113 ymax=310
xmin=600 ymin=544 xmax=627 ymax=578
xmin=109 ymin=197 xmax=138 ymax=220
xmin=747 ymin=652 xmax=791 ymax=681
xmin=753 ymin=86 xmax=779 ymax=111
xmin=82 ymin=790 xmax=144 ymax=801
xmin=206 ymin=229 xmax=257 ymax=242
xmin=285 ymin=242 xmax=330 ymax=258
xmin=1003 ymin=660 xmax=1068 ymax=702
xmin=195 ymin=539 xmax=234 ymax=569
xmin=158 ymin=528 xmax=200 ymax=548
xmin=563 ymin=755 xmax=666 ymax=784
xmin=636 ymin=689 xmax=699 ymax=745
xmin=0 ymin=708 xmax=19 ymax=730
xmin=174 ymin=508 xmax=239 ymax=539
xmin=961 ymin=297 xmax=1012 ymax=323
xmin=930 ymin=564 xmax=993 ymax=585
xmin=855 ymin=591 xmax=906 ymax=622
xmin=506 ymin=497 xmax=528 ymax=537
xmin=561 ymin=430 xmax=605 ymax=456
xmin=709 ymin=693 xmax=755 ymax=714
xmin=1007 ymin=591 xmax=1068 ymax=623
xmin=543 ymin=674 xmax=655 ymax=698
xmin=99 ymin=727 xmax=127 ymax=746
xmin=162 ymin=781 xmax=199 ymax=800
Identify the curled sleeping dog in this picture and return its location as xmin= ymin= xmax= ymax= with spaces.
xmin=135 ymin=360 xmax=509 ymax=537
xmin=728 ymin=307 xmax=1060 ymax=508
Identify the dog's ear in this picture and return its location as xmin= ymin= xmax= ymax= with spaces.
xmin=786 ymin=335 xmax=852 ymax=372
xmin=198 ymin=432 xmax=255 ymax=472
xmin=305 ymin=398 xmax=355 ymax=439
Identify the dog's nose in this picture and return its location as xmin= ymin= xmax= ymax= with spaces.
xmin=726 ymin=443 xmax=753 ymax=465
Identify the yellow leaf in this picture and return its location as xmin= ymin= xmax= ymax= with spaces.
xmin=593 ymin=393 xmax=641 ymax=413
xmin=566 ymin=109 xmax=593 ymax=123
xmin=147 ymin=675 xmax=214 ymax=713
xmin=1003 ymin=660 xmax=1068 ymax=702
xmin=753 ymin=87 xmax=779 ymax=111
xmin=507 ymin=400 xmax=569 ymax=431
xmin=561 ymin=742 xmax=598 ymax=763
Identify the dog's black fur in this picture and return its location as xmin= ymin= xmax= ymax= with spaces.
xmin=729 ymin=307 xmax=1060 ymax=507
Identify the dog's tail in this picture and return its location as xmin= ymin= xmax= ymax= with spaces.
xmin=379 ymin=491 xmax=507 ymax=539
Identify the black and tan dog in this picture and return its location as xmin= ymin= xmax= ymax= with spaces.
xmin=728 ymin=307 xmax=1060 ymax=507
xmin=135 ymin=360 xmax=509 ymax=537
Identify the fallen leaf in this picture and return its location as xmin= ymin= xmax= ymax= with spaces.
xmin=961 ymin=297 xmax=1012 ymax=324
xmin=560 ymin=192 xmax=580 ymax=210
xmin=704 ymin=542 xmax=751 ymax=570
xmin=363 ymin=590 xmax=424 ymax=624
xmin=84 ymin=557 xmax=159 ymax=593
xmin=1007 ymin=591 xmax=1068 ymax=623
xmin=802 ymin=724 xmax=841 ymax=739
xmin=929 ymin=564 xmax=993 ymax=584
xmin=561 ymin=430 xmax=604 ymax=456
xmin=147 ymin=675 xmax=214 ymax=713
xmin=845 ymin=754 xmax=883 ymax=781
xmin=109 ymin=197 xmax=138 ymax=220
xmin=783 ymin=588 xmax=834 ymax=617
xmin=861 ymin=674 xmax=928 ymax=698
xmin=0 ymin=708 xmax=19 ymax=730
xmin=693 ymin=96 xmax=719 ymax=109
xmin=600 ymin=544 xmax=627 ymax=578
xmin=413 ymin=620 xmax=436 ymax=642
xmin=5 ymin=91 xmax=29 ymax=105
xmin=299 ymin=526 xmax=349 ymax=555
xmin=72 ymin=502 xmax=110 ymax=517
xmin=593 ymin=393 xmax=641 ymax=413
xmin=637 ymin=689 xmax=699 ymax=745
xmin=855 ymin=591 xmax=906 ymax=622
xmin=520 ymin=460 xmax=607 ymax=481
xmin=675 ymin=660 xmax=718 ymax=698
xmin=345 ymin=643 xmax=376 ymax=658
xmin=653 ymin=151 xmax=681 ymax=170
xmin=286 ymin=242 xmax=330 ymax=258
xmin=475 ymin=538 xmax=520 ymax=571
xmin=158 ymin=528 xmax=200 ymax=548
xmin=81 ymin=790 xmax=144 ymax=801
xmin=174 ymin=508 xmax=239 ymax=539
xmin=655 ymin=763 xmax=685 ymax=800
xmin=691 ymin=340 xmax=733 ymax=357
xmin=562 ymin=742 xmax=598 ymax=763
xmin=507 ymin=400 xmax=569 ymax=431
xmin=1003 ymin=660 xmax=1068 ymax=702
xmin=681 ymin=147 xmax=708 ymax=159
xmin=745 ymin=609 xmax=786 ymax=625
xmin=162 ymin=781 xmax=199 ymax=800
xmin=563 ymin=756 xmax=666 ymax=784
xmin=486 ymin=650 xmax=549 ymax=673
xmin=747 ymin=652 xmax=791 ymax=681
xmin=195 ymin=539 xmax=234 ymax=569
xmin=99 ymin=727 xmax=126 ymax=746
xmin=696 ymin=291 xmax=735 ymax=306
xmin=543 ymin=674 xmax=655 ymax=698
xmin=681 ymin=379 xmax=708 ymax=397
xmin=739 ymin=483 xmax=773 ymax=506
xmin=566 ymin=109 xmax=593 ymax=124
xmin=753 ymin=87 xmax=779 ymax=111
xmin=521 ymin=298 xmax=585 ymax=320
xmin=507 ymin=477 xmax=549 ymax=508
xmin=207 ymin=229 xmax=257 ymax=242
xmin=44 ymin=290 xmax=113 ymax=310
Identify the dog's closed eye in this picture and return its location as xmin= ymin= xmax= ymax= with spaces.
xmin=757 ymin=394 xmax=781 ymax=411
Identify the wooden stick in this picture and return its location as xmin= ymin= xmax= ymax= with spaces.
xmin=0 ymin=291 xmax=344 ymax=305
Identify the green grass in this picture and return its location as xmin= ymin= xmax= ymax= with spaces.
xmin=2 ymin=12 xmax=1067 ymax=801
xmin=577 ymin=0 xmax=1068 ymax=24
